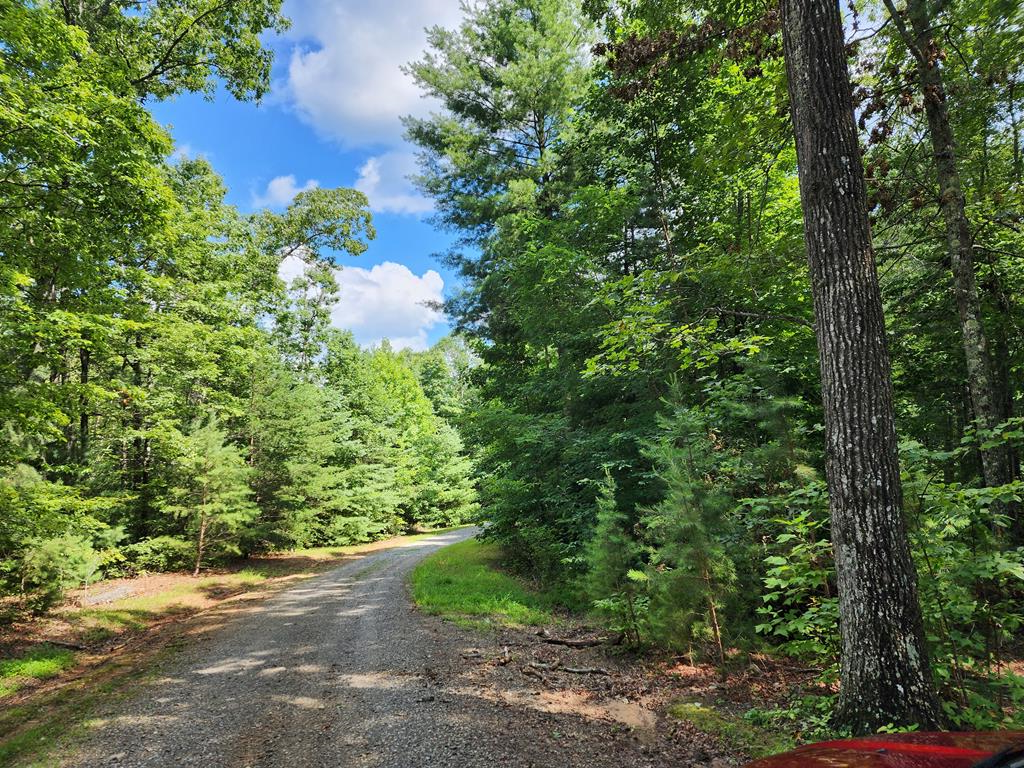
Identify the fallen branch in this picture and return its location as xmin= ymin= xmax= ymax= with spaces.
xmin=44 ymin=639 xmax=87 ymax=651
xmin=535 ymin=629 xmax=605 ymax=648
xmin=562 ymin=666 xmax=611 ymax=676
xmin=527 ymin=660 xmax=561 ymax=672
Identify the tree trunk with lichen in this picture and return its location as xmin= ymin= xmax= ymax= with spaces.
xmin=887 ymin=0 xmax=1015 ymax=514
xmin=781 ymin=0 xmax=942 ymax=734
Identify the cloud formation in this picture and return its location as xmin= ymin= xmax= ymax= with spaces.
xmin=281 ymin=0 xmax=461 ymax=147
xmin=356 ymin=152 xmax=432 ymax=215
xmin=279 ymin=0 xmax=461 ymax=217
xmin=281 ymin=256 xmax=445 ymax=351
xmin=253 ymin=175 xmax=320 ymax=209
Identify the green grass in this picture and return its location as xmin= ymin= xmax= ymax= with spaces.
xmin=0 ymin=646 xmax=77 ymax=698
xmin=411 ymin=538 xmax=559 ymax=629
xmin=668 ymin=702 xmax=796 ymax=760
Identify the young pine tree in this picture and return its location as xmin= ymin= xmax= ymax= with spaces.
xmin=642 ymin=404 xmax=736 ymax=665
xmin=586 ymin=469 xmax=647 ymax=645
xmin=166 ymin=419 xmax=258 ymax=576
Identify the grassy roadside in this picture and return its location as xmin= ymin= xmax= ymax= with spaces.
xmin=0 ymin=527 xmax=466 ymax=767
xmin=410 ymin=537 xmax=563 ymax=630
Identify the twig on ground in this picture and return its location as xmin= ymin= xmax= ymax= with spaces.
xmin=521 ymin=664 xmax=551 ymax=686
xmin=562 ymin=666 xmax=611 ymax=676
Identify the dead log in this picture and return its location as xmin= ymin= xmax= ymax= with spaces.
xmin=535 ymin=629 xmax=604 ymax=648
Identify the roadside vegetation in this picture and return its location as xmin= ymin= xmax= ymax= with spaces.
xmin=668 ymin=703 xmax=796 ymax=761
xmin=0 ymin=3 xmax=480 ymax=622
xmin=412 ymin=538 xmax=562 ymax=630
xmin=404 ymin=0 xmax=1024 ymax=735
xmin=3 ymin=0 xmax=1024 ymax=748
xmin=0 ymin=646 xmax=76 ymax=699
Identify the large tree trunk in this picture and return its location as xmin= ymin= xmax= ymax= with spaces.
xmin=781 ymin=0 xmax=942 ymax=733
xmin=884 ymin=0 xmax=1015 ymax=505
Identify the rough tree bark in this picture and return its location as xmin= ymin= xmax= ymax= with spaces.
xmin=882 ymin=0 xmax=1015 ymax=506
xmin=780 ymin=0 xmax=942 ymax=733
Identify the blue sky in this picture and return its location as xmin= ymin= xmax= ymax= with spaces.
xmin=150 ymin=0 xmax=466 ymax=351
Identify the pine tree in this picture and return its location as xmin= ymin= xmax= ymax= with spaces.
xmin=641 ymin=403 xmax=735 ymax=664
xmin=165 ymin=419 xmax=258 ymax=576
xmin=586 ymin=469 xmax=646 ymax=645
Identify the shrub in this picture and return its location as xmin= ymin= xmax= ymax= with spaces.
xmin=755 ymin=442 xmax=1024 ymax=729
xmin=121 ymin=536 xmax=195 ymax=574
xmin=20 ymin=535 xmax=100 ymax=613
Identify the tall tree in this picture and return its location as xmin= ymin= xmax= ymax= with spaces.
xmin=780 ymin=0 xmax=941 ymax=732
xmin=56 ymin=0 xmax=289 ymax=101
xmin=880 ymin=0 xmax=1016 ymax=520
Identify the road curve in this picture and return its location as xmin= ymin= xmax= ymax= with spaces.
xmin=62 ymin=528 xmax=674 ymax=768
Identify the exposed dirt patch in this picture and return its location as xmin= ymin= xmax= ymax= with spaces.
xmin=445 ymin=624 xmax=828 ymax=765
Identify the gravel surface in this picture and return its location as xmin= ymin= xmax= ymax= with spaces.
xmin=62 ymin=528 xmax=723 ymax=768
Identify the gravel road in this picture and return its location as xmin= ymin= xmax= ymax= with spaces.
xmin=63 ymin=528 xmax=703 ymax=768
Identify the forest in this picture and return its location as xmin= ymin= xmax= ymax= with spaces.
xmin=1 ymin=0 xmax=1023 ymax=740
xmin=0 ymin=0 xmax=478 ymax=605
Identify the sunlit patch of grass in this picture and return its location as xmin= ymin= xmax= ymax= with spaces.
xmin=0 ymin=646 xmax=77 ymax=698
xmin=411 ymin=538 xmax=558 ymax=628
xmin=231 ymin=568 xmax=269 ymax=586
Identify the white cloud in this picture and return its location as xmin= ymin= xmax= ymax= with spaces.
xmin=253 ymin=174 xmax=319 ymax=209
xmin=356 ymin=151 xmax=433 ymax=215
xmin=280 ymin=0 xmax=462 ymax=147
xmin=280 ymin=256 xmax=444 ymax=351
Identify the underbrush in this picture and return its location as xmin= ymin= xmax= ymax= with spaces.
xmin=669 ymin=702 xmax=797 ymax=759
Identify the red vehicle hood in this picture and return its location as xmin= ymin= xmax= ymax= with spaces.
xmin=746 ymin=732 xmax=1024 ymax=768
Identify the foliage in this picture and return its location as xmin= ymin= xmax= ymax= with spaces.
xmin=0 ymin=0 xmax=479 ymax=612
xmin=753 ymin=484 xmax=839 ymax=664
xmin=669 ymin=702 xmax=796 ymax=760
xmin=118 ymin=537 xmax=197 ymax=576
xmin=640 ymin=400 xmax=738 ymax=659
xmin=755 ymin=438 xmax=1024 ymax=728
xmin=165 ymin=419 xmax=259 ymax=574
xmin=19 ymin=536 xmax=101 ymax=613
xmin=404 ymin=0 xmax=1024 ymax=733
xmin=585 ymin=470 xmax=648 ymax=645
